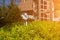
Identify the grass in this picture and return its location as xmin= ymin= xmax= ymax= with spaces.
xmin=0 ymin=21 xmax=60 ymax=40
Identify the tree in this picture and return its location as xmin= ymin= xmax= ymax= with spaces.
xmin=5 ymin=0 xmax=22 ymax=23
xmin=0 ymin=0 xmax=22 ymax=27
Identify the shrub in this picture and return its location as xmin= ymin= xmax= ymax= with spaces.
xmin=0 ymin=21 xmax=60 ymax=40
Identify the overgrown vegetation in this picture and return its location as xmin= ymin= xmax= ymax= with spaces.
xmin=0 ymin=0 xmax=22 ymax=27
xmin=0 ymin=21 xmax=60 ymax=40
xmin=0 ymin=0 xmax=60 ymax=40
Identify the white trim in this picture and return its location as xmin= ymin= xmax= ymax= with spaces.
xmin=52 ymin=0 xmax=55 ymax=21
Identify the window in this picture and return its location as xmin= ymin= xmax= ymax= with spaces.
xmin=41 ymin=5 xmax=43 ymax=8
xmin=44 ymin=6 xmax=47 ymax=9
xmin=44 ymin=1 xmax=47 ymax=5
xmin=41 ymin=0 xmax=43 ymax=4
xmin=40 ymin=0 xmax=50 ymax=21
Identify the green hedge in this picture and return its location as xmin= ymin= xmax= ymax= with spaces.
xmin=0 ymin=21 xmax=60 ymax=40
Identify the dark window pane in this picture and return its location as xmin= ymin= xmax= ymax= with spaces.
xmin=41 ymin=0 xmax=43 ymax=4
xmin=41 ymin=5 xmax=43 ymax=9
xmin=44 ymin=1 xmax=47 ymax=5
xmin=44 ymin=6 xmax=47 ymax=9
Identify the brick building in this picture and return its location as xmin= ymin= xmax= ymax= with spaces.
xmin=18 ymin=0 xmax=55 ymax=21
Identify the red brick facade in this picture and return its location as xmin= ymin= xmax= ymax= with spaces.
xmin=18 ymin=0 xmax=57 ymax=21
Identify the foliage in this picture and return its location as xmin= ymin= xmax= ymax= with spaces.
xmin=5 ymin=5 xmax=22 ymax=23
xmin=0 ymin=6 xmax=22 ymax=27
xmin=0 ymin=0 xmax=22 ymax=27
xmin=0 ymin=21 xmax=60 ymax=40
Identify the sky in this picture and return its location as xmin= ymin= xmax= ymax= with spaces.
xmin=5 ymin=0 xmax=10 ymax=5
xmin=0 ymin=0 xmax=10 ymax=5
xmin=0 ymin=0 xmax=19 ymax=6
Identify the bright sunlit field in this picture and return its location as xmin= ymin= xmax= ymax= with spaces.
xmin=0 ymin=21 xmax=60 ymax=40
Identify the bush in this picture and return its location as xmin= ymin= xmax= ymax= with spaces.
xmin=0 ymin=5 xmax=23 ymax=27
xmin=0 ymin=21 xmax=60 ymax=40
